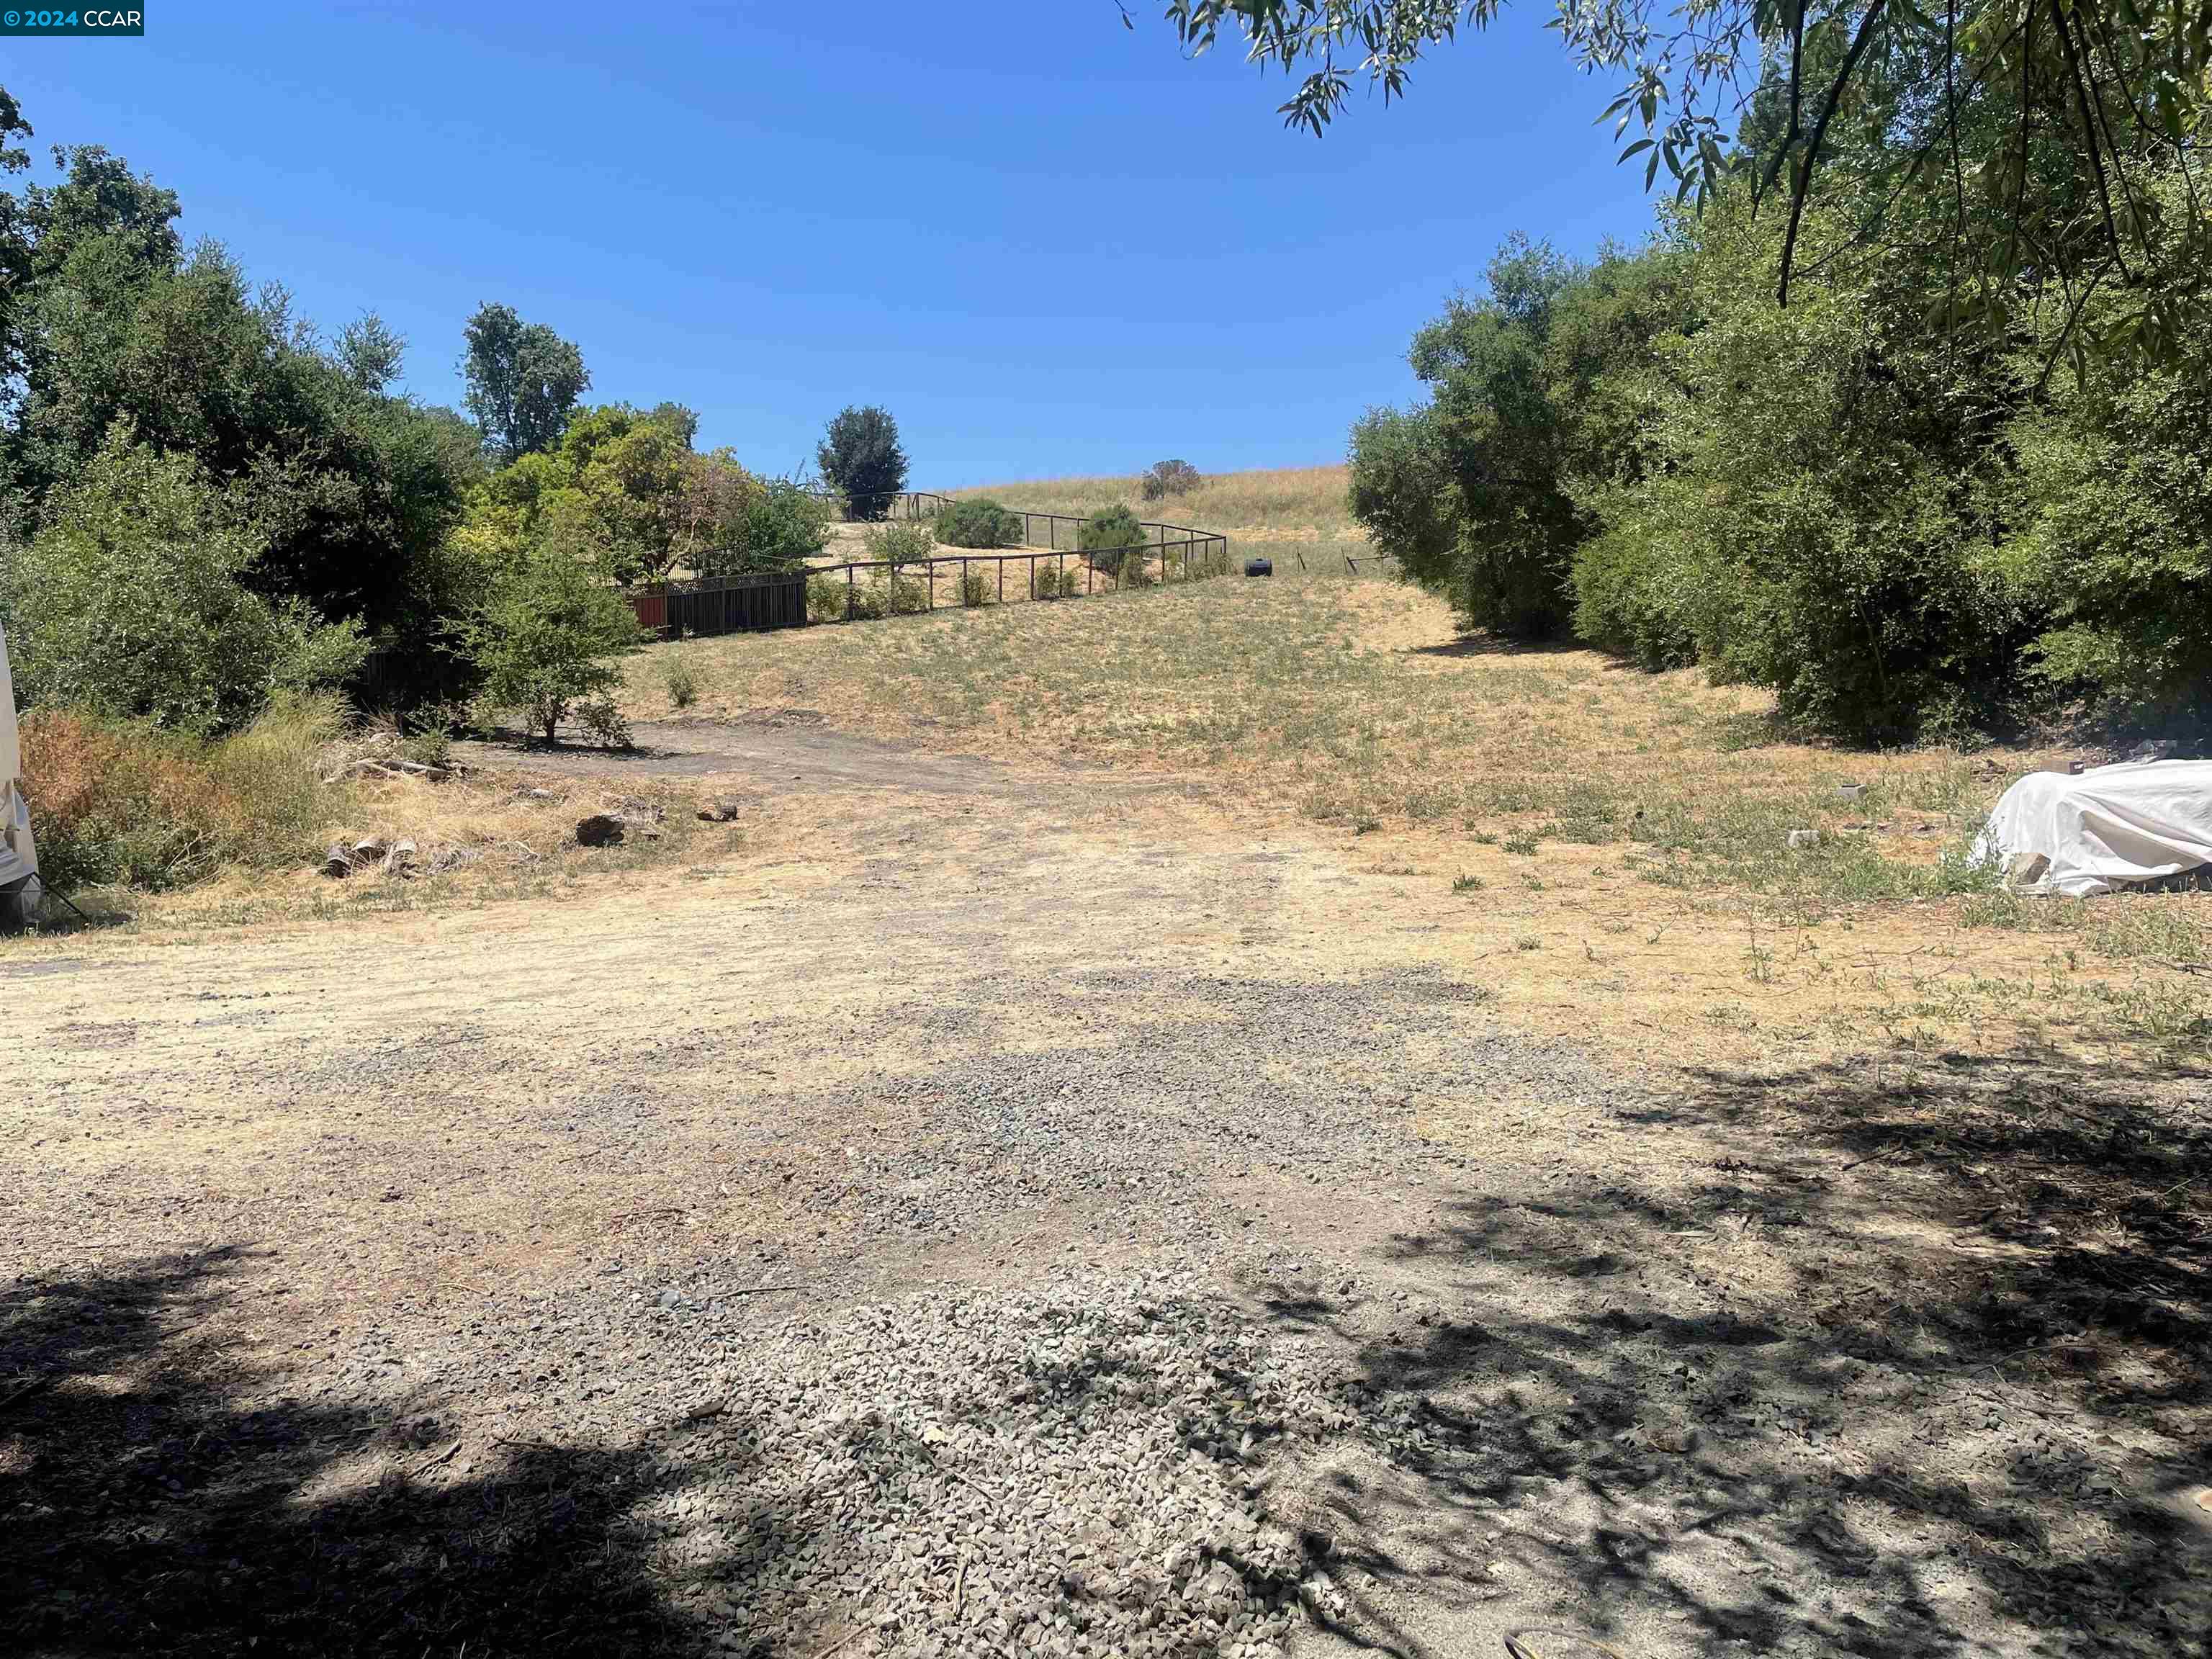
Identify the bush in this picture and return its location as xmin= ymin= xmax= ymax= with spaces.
xmin=935 ymin=498 xmax=1024 ymax=549
xmin=863 ymin=520 xmax=935 ymax=568
xmin=816 ymin=405 xmax=909 ymax=520
xmin=2005 ymin=300 xmax=2212 ymax=735
xmin=663 ymin=652 xmax=701 ymax=709
xmin=21 ymin=696 xmax=346 ymax=893
xmin=958 ymin=566 xmax=993 ymax=608
xmin=1140 ymin=459 xmax=1202 ymax=501
xmin=1568 ymin=511 xmax=1697 ymax=670
xmin=707 ymin=478 xmax=833 ymax=575
xmin=1079 ymin=504 xmax=1148 ymax=577
xmin=574 ymin=696 xmax=632 ymax=749
xmin=1586 ymin=204 xmax=2033 ymax=740
xmin=463 ymin=511 xmax=644 ymax=744
xmin=882 ymin=572 xmax=930 ymax=614
xmin=808 ymin=572 xmax=862 ymax=621
xmin=1031 ymin=560 xmax=1078 ymax=599
xmin=4 ymin=433 xmax=367 ymax=734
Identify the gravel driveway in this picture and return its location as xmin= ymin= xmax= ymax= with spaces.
xmin=7 ymin=745 xmax=2209 ymax=1658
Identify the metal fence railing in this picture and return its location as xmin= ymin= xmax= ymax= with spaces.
xmin=804 ymin=534 xmax=1233 ymax=625
xmin=626 ymin=489 xmax=1233 ymax=639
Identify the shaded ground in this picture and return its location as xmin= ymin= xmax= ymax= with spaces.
xmin=9 ymin=737 xmax=2210 ymax=1657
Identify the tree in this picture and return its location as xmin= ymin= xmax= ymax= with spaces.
xmin=1141 ymin=459 xmax=1202 ymax=500
xmin=4 ymin=431 xmax=365 ymax=733
xmin=450 ymin=403 xmax=781 ymax=587
xmin=1 ymin=217 xmax=482 ymax=704
xmin=334 ymin=313 xmax=405 ymax=393
xmin=1153 ymin=1 xmax=2212 ymax=372
xmin=460 ymin=302 xmax=588 ymax=464
xmin=22 ymin=142 xmax=180 ymax=286
xmin=1348 ymin=234 xmax=1685 ymax=639
xmin=815 ymin=405 xmax=908 ymax=519
xmin=463 ymin=498 xmax=642 ymax=745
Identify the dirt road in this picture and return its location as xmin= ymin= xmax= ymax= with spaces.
xmin=8 ymin=727 xmax=2209 ymax=1658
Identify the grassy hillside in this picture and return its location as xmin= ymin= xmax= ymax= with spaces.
xmin=951 ymin=464 xmax=1363 ymax=545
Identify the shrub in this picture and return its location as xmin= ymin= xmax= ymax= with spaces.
xmin=958 ymin=566 xmax=993 ymax=608
xmin=1591 ymin=204 xmax=2034 ymax=741
xmin=4 ymin=432 xmax=367 ymax=734
xmin=1568 ymin=512 xmax=1697 ymax=670
xmin=882 ymin=572 xmax=930 ymax=614
xmin=1031 ymin=561 xmax=1078 ymax=599
xmin=815 ymin=405 xmax=909 ymax=520
xmin=1079 ymin=505 xmax=1148 ymax=577
xmin=808 ymin=572 xmax=862 ymax=622
xmin=664 ymin=652 xmax=701 ymax=709
xmin=574 ymin=696 xmax=632 ymax=749
xmin=935 ymin=498 xmax=1024 ymax=549
xmin=1140 ymin=459 xmax=1202 ymax=501
xmin=2005 ymin=305 xmax=2212 ymax=736
xmin=863 ymin=520 xmax=935 ymax=568
xmin=21 ymin=696 xmax=346 ymax=893
xmin=463 ymin=513 xmax=644 ymax=744
xmin=706 ymin=478 xmax=833 ymax=575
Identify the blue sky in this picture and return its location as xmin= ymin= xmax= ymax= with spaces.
xmin=9 ymin=3 xmax=1655 ymax=485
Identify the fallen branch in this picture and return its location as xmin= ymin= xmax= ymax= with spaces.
xmin=412 ymin=1439 xmax=464 ymax=1475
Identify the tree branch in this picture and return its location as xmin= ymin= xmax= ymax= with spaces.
xmin=1779 ymin=0 xmax=1889 ymax=306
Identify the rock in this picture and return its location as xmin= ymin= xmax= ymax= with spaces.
xmin=1835 ymin=782 xmax=1866 ymax=799
xmin=698 ymin=799 xmax=747 ymax=823
xmin=1786 ymin=828 xmax=1821 ymax=849
xmin=576 ymin=814 xmax=626 ymax=848
xmin=320 ymin=844 xmax=352 ymax=878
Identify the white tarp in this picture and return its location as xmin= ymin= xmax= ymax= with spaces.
xmin=1972 ymin=760 xmax=2212 ymax=897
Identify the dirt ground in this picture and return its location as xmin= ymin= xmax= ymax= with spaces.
xmin=8 ymin=721 xmax=2211 ymax=1657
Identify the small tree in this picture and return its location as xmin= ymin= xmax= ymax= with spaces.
xmin=815 ymin=405 xmax=909 ymax=520
xmin=1140 ymin=459 xmax=1202 ymax=500
xmin=1079 ymin=503 xmax=1148 ymax=577
xmin=465 ymin=511 xmax=643 ymax=745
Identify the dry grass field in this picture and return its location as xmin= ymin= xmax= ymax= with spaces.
xmin=629 ymin=554 xmax=2208 ymax=1070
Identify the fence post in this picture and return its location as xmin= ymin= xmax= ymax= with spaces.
xmin=927 ymin=558 xmax=935 ymax=611
xmin=997 ymin=559 xmax=1004 ymax=604
xmin=845 ymin=565 xmax=855 ymax=621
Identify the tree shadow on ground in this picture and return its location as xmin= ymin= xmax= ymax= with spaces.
xmin=0 ymin=1248 xmax=814 ymax=1658
xmin=1261 ymin=1045 xmax=2212 ymax=1658
xmin=1401 ymin=635 xmax=1585 ymax=661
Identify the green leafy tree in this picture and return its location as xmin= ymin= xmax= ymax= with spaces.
xmin=460 ymin=302 xmax=589 ymax=464
xmin=715 ymin=477 xmax=833 ymax=575
xmin=463 ymin=499 xmax=643 ymax=745
xmin=3 ymin=431 xmax=365 ymax=733
xmin=816 ymin=405 xmax=909 ymax=519
xmin=334 ymin=313 xmax=405 ymax=393
xmin=1349 ymin=235 xmax=1685 ymax=639
xmin=1153 ymin=1 xmax=2212 ymax=374
xmin=453 ymin=403 xmax=796 ymax=585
